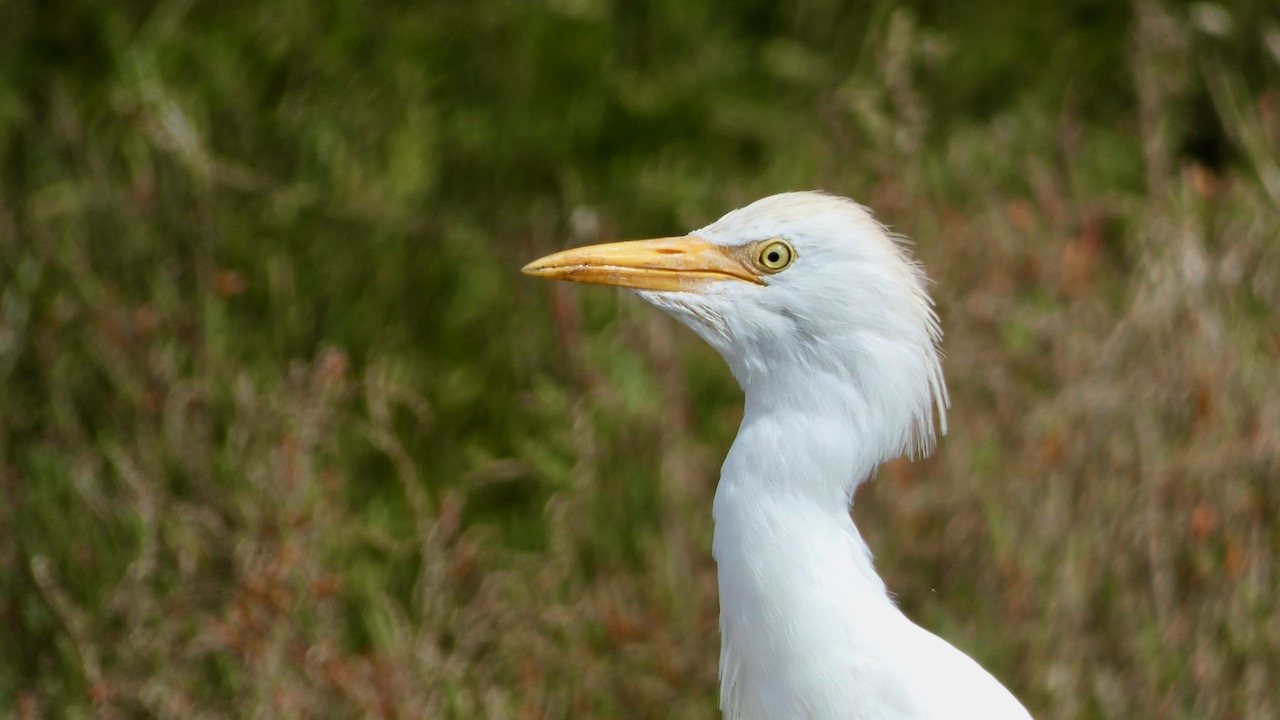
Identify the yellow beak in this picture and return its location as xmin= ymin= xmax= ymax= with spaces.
xmin=521 ymin=235 xmax=763 ymax=292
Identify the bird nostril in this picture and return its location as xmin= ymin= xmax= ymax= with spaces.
xmin=654 ymin=248 xmax=683 ymax=255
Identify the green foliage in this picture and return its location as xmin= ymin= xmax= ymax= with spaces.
xmin=3 ymin=0 xmax=1279 ymax=717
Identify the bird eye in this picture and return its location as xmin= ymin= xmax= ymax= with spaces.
xmin=756 ymin=240 xmax=795 ymax=272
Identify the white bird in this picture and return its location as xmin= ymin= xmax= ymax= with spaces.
xmin=523 ymin=192 xmax=1032 ymax=720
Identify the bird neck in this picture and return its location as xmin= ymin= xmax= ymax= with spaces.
xmin=712 ymin=398 xmax=899 ymax=718
xmin=734 ymin=363 xmax=905 ymax=503
xmin=713 ymin=376 xmax=886 ymax=585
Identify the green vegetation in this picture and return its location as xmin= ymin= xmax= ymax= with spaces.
xmin=2 ymin=1 xmax=1278 ymax=717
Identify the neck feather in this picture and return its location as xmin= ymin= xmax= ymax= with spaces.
xmin=734 ymin=358 xmax=923 ymax=501
xmin=712 ymin=398 xmax=896 ymax=719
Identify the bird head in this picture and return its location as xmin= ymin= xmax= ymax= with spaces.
xmin=524 ymin=192 xmax=948 ymax=462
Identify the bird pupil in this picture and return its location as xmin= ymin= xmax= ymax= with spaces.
xmin=768 ymin=251 xmax=779 ymax=262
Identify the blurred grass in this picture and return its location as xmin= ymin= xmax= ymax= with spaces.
xmin=2 ymin=0 xmax=1279 ymax=718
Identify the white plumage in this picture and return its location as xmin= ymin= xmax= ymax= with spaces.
xmin=524 ymin=192 xmax=1032 ymax=720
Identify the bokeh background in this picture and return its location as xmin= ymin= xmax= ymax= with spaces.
xmin=2 ymin=1 xmax=1279 ymax=717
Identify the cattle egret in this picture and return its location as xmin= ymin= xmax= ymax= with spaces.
xmin=523 ymin=192 xmax=1032 ymax=719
